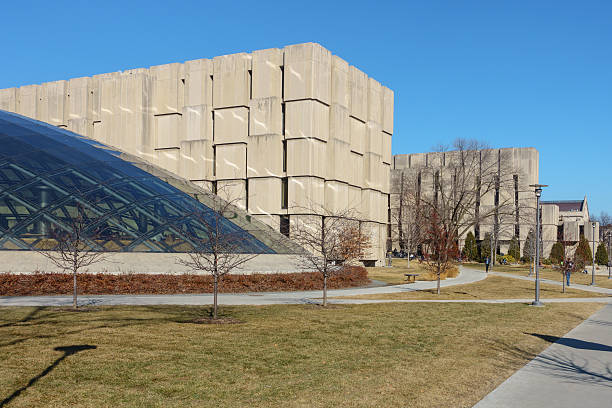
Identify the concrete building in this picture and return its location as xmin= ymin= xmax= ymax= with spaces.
xmin=391 ymin=147 xmax=539 ymax=257
xmin=0 ymin=43 xmax=393 ymax=264
xmin=541 ymin=197 xmax=600 ymax=259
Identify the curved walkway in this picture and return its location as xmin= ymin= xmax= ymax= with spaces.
xmin=490 ymin=271 xmax=612 ymax=295
xmin=0 ymin=267 xmax=488 ymax=307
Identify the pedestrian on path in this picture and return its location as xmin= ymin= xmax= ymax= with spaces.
xmin=566 ymin=260 xmax=573 ymax=286
xmin=485 ymin=257 xmax=490 ymax=273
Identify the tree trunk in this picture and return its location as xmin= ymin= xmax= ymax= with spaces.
xmin=213 ymin=275 xmax=218 ymax=319
xmin=562 ymin=270 xmax=565 ymax=293
xmin=73 ymin=266 xmax=78 ymax=310
xmin=406 ymin=236 xmax=411 ymax=269
xmin=323 ymin=273 xmax=328 ymax=307
xmin=437 ymin=274 xmax=441 ymax=295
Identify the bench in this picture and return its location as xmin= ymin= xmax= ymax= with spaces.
xmin=404 ymin=273 xmax=420 ymax=283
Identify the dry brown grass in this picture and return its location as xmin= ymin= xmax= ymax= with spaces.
xmin=465 ymin=263 xmax=612 ymax=289
xmin=367 ymin=258 xmax=458 ymax=284
xmin=0 ymin=303 xmax=603 ymax=407
xmin=335 ymin=275 xmax=610 ymax=300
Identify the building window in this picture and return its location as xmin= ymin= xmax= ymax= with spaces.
xmin=282 ymin=140 xmax=287 ymax=172
xmin=281 ymin=177 xmax=288 ymax=209
xmin=280 ymin=215 xmax=290 ymax=237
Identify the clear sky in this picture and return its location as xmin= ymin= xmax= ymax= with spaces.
xmin=2 ymin=1 xmax=610 ymax=214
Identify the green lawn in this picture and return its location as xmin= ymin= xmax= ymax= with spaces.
xmin=0 ymin=303 xmax=603 ymax=407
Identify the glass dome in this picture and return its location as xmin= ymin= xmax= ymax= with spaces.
xmin=0 ymin=110 xmax=282 ymax=254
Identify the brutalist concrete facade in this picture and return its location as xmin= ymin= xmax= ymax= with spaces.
xmin=541 ymin=197 xmax=599 ymax=258
xmin=391 ymin=147 xmax=539 ymax=256
xmin=0 ymin=43 xmax=393 ymax=264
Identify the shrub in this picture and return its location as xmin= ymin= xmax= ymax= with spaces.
xmin=462 ymin=231 xmax=478 ymax=261
xmin=595 ymin=242 xmax=608 ymax=266
xmin=498 ymin=254 xmax=515 ymax=265
xmin=0 ymin=267 xmax=369 ymax=296
xmin=575 ymin=236 xmax=593 ymax=268
xmin=508 ymin=236 xmax=521 ymax=261
xmin=549 ymin=242 xmax=565 ymax=264
xmin=541 ymin=258 xmax=552 ymax=265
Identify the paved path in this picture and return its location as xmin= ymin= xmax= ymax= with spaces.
xmin=490 ymin=271 xmax=612 ymax=295
xmin=474 ymin=303 xmax=612 ymax=408
xmin=1 ymin=267 xmax=487 ymax=307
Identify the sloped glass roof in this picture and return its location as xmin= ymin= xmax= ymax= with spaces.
xmin=0 ymin=110 xmax=286 ymax=254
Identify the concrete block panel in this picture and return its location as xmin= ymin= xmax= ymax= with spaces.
xmin=0 ymin=88 xmax=17 ymax=111
xmin=324 ymin=180 xmax=349 ymax=213
xmin=213 ymin=53 xmax=251 ymax=109
xmin=248 ymin=177 xmax=282 ymax=215
xmin=382 ymin=131 xmax=392 ymax=165
xmin=349 ymin=66 xmax=367 ymax=121
xmin=38 ymin=81 xmax=67 ymax=126
xmin=286 ymin=137 xmax=326 ymax=178
xmin=214 ymin=107 xmax=249 ymax=144
xmin=192 ymin=180 xmax=214 ymax=193
xmin=541 ymin=204 xmax=559 ymax=226
xmin=184 ymin=58 xmax=213 ymax=107
xmin=285 ymin=99 xmax=329 ymax=141
xmin=409 ymin=153 xmax=426 ymax=169
xmin=367 ymin=78 xmax=382 ymax=123
xmin=252 ymin=214 xmax=281 ymax=231
xmin=155 ymin=113 xmax=181 ymax=149
xmin=215 ymin=143 xmax=247 ymax=180
xmin=361 ymin=189 xmax=379 ymax=221
xmin=382 ymin=86 xmax=394 ymax=134
xmin=181 ymin=104 xmax=213 ymax=141
xmin=249 ymin=97 xmax=282 ymax=136
xmin=363 ymin=152 xmax=383 ymax=191
xmin=290 ymin=214 xmax=323 ymax=236
xmin=67 ymin=77 xmax=93 ymax=122
xmin=563 ymin=220 xmax=579 ymax=242
xmin=288 ymin=176 xmax=325 ymax=213
xmin=365 ymin=121 xmax=382 ymax=156
xmin=283 ymin=43 xmax=331 ymax=105
xmin=348 ymin=185 xmax=362 ymax=213
xmin=331 ymin=55 xmax=349 ymax=108
xmin=217 ymin=179 xmax=247 ymax=210
xmin=119 ymin=73 xmax=152 ymax=154
xmin=179 ymin=139 xmax=214 ymax=181
xmin=381 ymin=162 xmax=391 ymax=194
xmin=329 ymin=104 xmax=350 ymax=144
xmin=67 ymin=118 xmax=92 ymax=137
xmin=426 ymin=152 xmax=444 ymax=168
xmin=247 ymin=134 xmax=283 ymax=178
xmin=251 ymin=48 xmax=283 ymax=99
xmin=393 ymin=154 xmax=409 ymax=170
xmin=349 ymin=117 xmax=365 ymax=154
xmin=326 ymin=138 xmax=351 ymax=183
xmin=360 ymin=221 xmax=382 ymax=261
xmin=150 ymin=63 xmax=183 ymax=115
xmin=348 ymin=152 xmax=364 ymax=188
xmin=155 ymin=148 xmax=180 ymax=174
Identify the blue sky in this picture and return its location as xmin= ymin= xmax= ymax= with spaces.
xmin=2 ymin=1 xmax=611 ymax=214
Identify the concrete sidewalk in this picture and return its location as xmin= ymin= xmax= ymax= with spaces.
xmin=490 ymin=271 xmax=612 ymax=295
xmin=0 ymin=267 xmax=487 ymax=307
xmin=474 ymin=303 xmax=612 ymax=408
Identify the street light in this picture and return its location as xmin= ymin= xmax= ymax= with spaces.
xmin=606 ymin=231 xmax=611 ymax=280
xmin=591 ymin=221 xmax=596 ymax=286
xmin=529 ymin=184 xmax=548 ymax=307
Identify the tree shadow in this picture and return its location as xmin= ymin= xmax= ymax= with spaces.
xmin=0 ymin=345 xmax=97 ymax=407
xmin=530 ymin=349 xmax=612 ymax=388
xmin=0 ymin=307 xmax=45 ymax=328
xmin=525 ymin=333 xmax=612 ymax=352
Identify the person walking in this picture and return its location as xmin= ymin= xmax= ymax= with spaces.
xmin=485 ymin=257 xmax=490 ymax=273
xmin=566 ymin=259 xmax=573 ymax=287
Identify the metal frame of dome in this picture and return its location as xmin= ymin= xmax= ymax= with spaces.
xmin=0 ymin=110 xmax=278 ymax=254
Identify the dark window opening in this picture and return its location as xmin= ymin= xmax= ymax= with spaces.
xmin=281 ymin=177 xmax=288 ymax=209
xmin=280 ymin=215 xmax=290 ymax=237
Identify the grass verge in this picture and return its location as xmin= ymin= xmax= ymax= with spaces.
xmin=465 ymin=263 xmax=612 ymax=289
xmin=334 ymin=275 xmax=609 ymax=300
xmin=367 ymin=258 xmax=458 ymax=284
xmin=0 ymin=303 xmax=603 ymax=408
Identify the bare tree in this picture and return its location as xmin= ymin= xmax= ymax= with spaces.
xmin=290 ymin=205 xmax=371 ymax=306
xmin=422 ymin=207 xmax=459 ymax=294
xmin=176 ymin=185 xmax=263 ymax=320
xmin=37 ymin=203 xmax=107 ymax=309
xmin=391 ymin=170 xmax=425 ymax=268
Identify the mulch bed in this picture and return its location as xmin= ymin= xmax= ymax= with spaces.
xmin=0 ymin=266 xmax=369 ymax=296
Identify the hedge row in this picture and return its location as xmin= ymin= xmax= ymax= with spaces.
xmin=0 ymin=266 xmax=369 ymax=296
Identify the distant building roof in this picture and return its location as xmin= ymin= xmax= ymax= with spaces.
xmin=541 ymin=200 xmax=584 ymax=212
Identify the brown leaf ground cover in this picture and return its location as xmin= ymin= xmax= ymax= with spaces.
xmin=0 ymin=303 xmax=602 ymax=407
xmin=0 ymin=266 xmax=368 ymax=296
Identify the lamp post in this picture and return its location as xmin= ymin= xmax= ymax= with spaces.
xmin=591 ymin=221 xmax=596 ymax=286
xmin=607 ymin=231 xmax=611 ymax=280
xmin=529 ymin=184 xmax=547 ymax=307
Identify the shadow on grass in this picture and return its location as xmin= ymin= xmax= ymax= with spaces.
xmin=0 ymin=345 xmax=97 ymax=407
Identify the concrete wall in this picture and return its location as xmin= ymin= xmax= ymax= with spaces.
xmin=0 ymin=43 xmax=393 ymax=264
xmin=0 ymin=252 xmax=311 ymax=274
xmin=390 ymin=147 xmax=539 ymax=257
